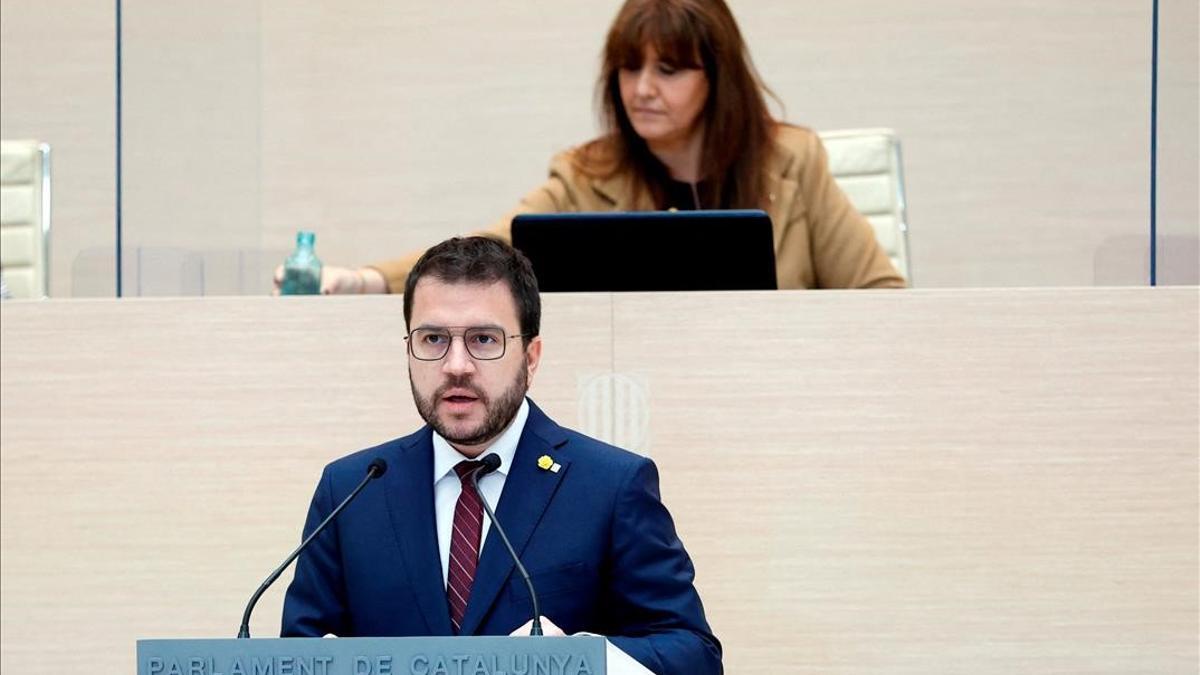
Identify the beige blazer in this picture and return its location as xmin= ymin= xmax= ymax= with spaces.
xmin=371 ymin=124 xmax=905 ymax=292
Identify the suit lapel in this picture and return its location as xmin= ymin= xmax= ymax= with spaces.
xmin=592 ymin=172 xmax=655 ymax=211
xmin=458 ymin=402 xmax=570 ymax=635
xmin=384 ymin=428 xmax=455 ymax=635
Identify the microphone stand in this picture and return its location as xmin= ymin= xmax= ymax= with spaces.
xmin=237 ymin=460 xmax=386 ymax=638
xmin=470 ymin=457 xmax=543 ymax=636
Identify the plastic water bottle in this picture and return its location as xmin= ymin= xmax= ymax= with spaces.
xmin=280 ymin=231 xmax=322 ymax=295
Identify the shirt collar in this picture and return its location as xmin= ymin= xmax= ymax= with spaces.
xmin=432 ymin=397 xmax=529 ymax=483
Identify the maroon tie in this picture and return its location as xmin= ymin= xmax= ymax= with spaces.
xmin=447 ymin=460 xmax=485 ymax=633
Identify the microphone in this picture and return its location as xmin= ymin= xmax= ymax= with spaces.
xmin=237 ymin=458 xmax=388 ymax=638
xmin=469 ymin=453 xmax=544 ymax=636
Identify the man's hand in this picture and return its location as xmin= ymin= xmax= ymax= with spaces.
xmin=509 ymin=616 xmax=566 ymax=637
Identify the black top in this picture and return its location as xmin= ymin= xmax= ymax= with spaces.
xmin=662 ymin=178 xmax=726 ymax=211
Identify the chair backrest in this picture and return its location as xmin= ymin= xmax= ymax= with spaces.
xmin=1 ymin=140 xmax=52 ymax=298
xmin=819 ymin=128 xmax=911 ymax=283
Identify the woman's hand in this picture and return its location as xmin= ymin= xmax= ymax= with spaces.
xmin=272 ymin=265 xmax=387 ymax=295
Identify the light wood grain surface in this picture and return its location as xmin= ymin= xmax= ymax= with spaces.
xmin=1 ymin=288 xmax=1197 ymax=673
xmin=612 ymin=288 xmax=1198 ymax=672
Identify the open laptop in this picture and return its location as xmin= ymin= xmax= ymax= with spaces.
xmin=510 ymin=210 xmax=777 ymax=292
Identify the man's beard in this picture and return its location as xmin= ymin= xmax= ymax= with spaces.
xmin=411 ymin=368 xmax=528 ymax=448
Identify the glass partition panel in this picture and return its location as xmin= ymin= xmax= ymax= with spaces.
xmin=120 ymin=0 xmax=264 ymax=296
xmin=743 ymin=0 xmax=1155 ymax=287
xmin=0 ymin=1 xmax=116 ymax=297
xmin=1157 ymin=0 xmax=1199 ymax=285
xmin=108 ymin=1 xmax=1196 ymax=294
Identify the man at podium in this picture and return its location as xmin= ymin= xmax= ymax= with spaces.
xmin=281 ymin=237 xmax=722 ymax=675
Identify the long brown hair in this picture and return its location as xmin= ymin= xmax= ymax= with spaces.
xmin=578 ymin=0 xmax=777 ymax=209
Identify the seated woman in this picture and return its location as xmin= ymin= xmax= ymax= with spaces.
xmin=294 ymin=0 xmax=905 ymax=293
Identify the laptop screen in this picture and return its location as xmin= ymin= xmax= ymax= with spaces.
xmin=511 ymin=210 xmax=777 ymax=292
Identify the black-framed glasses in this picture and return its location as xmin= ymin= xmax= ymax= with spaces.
xmin=404 ymin=327 xmax=530 ymax=361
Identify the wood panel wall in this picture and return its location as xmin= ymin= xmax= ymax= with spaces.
xmin=1 ymin=288 xmax=1196 ymax=672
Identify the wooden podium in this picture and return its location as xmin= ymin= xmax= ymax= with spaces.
xmin=137 ymin=636 xmax=616 ymax=675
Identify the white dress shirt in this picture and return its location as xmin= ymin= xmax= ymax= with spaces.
xmin=432 ymin=398 xmax=529 ymax=589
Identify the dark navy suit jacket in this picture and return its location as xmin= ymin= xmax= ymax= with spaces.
xmin=281 ymin=400 xmax=722 ymax=675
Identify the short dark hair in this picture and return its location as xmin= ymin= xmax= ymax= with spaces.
xmin=403 ymin=236 xmax=541 ymax=341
